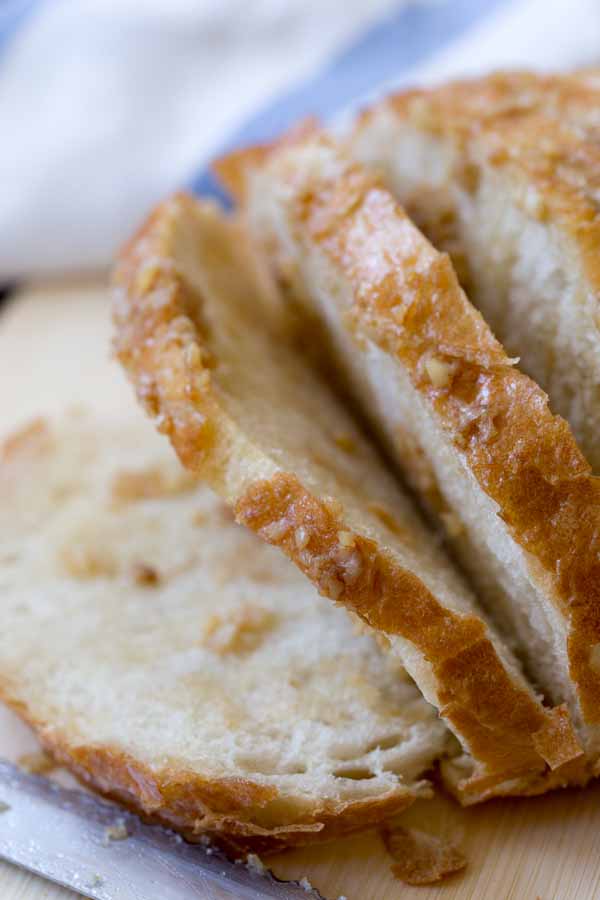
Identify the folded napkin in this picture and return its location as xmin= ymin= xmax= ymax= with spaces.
xmin=1 ymin=0 xmax=599 ymax=279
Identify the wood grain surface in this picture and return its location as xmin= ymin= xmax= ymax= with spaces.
xmin=1 ymin=282 xmax=600 ymax=900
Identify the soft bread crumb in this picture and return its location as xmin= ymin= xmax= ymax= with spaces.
xmin=381 ymin=824 xmax=466 ymax=885
xmin=299 ymin=876 xmax=314 ymax=892
xmin=18 ymin=751 xmax=56 ymax=775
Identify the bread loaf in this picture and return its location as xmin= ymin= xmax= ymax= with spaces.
xmin=113 ymin=192 xmax=582 ymax=801
xmin=219 ymin=124 xmax=600 ymax=782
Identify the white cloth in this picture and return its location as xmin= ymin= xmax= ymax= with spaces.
xmin=0 ymin=0 xmax=598 ymax=279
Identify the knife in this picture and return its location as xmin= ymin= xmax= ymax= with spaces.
xmin=0 ymin=760 xmax=328 ymax=900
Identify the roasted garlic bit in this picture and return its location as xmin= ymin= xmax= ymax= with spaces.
xmin=294 ymin=526 xmax=310 ymax=550
xmin=132 ymin=562 xmax=160 ymax=587
xmin=202 ymin=605 xmax=276 ymax=654
xmin=134 ymin=262 xmax=160 ymax=296
xmin=424 ymin=356 xmax=451 ymax=389
xmin=337 ymin=530 xmax=355 ymax=548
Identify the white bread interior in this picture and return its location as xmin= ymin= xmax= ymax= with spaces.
xmin=0 ymin=411 xmax=452 ymax=849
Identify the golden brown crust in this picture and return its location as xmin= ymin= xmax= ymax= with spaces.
xmin=112 ymin=190 xmax=583 ymax=797
xmin=0 ymin=688 xmax=416 ymax=854
xmin=236 ymin=473 xmax=584 ymax=790
xmin=224 ymin=129 xmax=600 ymax=732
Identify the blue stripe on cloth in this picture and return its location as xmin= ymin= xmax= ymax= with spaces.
xmin=0 ymin=0 xmax=40 ymax=57
xmin=190 ymin=0 xmax=507 ymax=203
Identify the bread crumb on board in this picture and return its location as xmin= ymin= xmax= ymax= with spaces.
xmin=104 ymin=821 xmax=129 ymax=843
xmin=246 ymin=852 xmax=268 ymax=874
xmin=381 ymin=823 xmax=466 ymax=885
xmin=18 ymin=750 xmax=56 ymax=775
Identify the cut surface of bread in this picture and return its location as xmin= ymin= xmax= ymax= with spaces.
xmin=113 ymin=193 xmax=582 ymax=801
xmin=216 ymin=130 xmax=600 ymax=780
xmin=351 ymin=69 xmax=600 ymax=474
xmin=0 ymin=412 xmax=453 ymax=851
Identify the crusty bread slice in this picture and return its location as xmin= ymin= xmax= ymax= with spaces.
xmin=0 ymin=411 xmax=453 ymax=851
xmin=350 ymin=69 xmax=600 ymax=474
xmin=113 ymin=192 xmax=582 ymax=801
xmin=214 ymin=130 xmax=600 ymax=782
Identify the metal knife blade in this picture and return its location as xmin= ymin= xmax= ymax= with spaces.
xmin=0 ymin=760 xmax=327 ymax=900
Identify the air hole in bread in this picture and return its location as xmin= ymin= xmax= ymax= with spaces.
xmin=365 ymin=733 xmax=403 ymax=753
xmin=234 ymin=754 xmax=307 ymax=776
xmin=333 ymin=766 xmax=376 ymax=781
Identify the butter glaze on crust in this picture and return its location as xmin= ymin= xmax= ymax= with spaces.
xmin=0 ymin=414 xmax=442 ymax=851
xmin=217 ymin=130 xmax=600 ymax=767
xmin=113 ymin=192 xmax=584 ymax=799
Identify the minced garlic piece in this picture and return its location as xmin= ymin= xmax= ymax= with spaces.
xmin=135 ymin=263 xmax=160 ymax=296
xmin=295 ymin=526 xmax=310 ymax=550
xmin=338 ymin=531 xmax=355 ymax=548
xmin=184 ymin=342 xmax=202 ymax=368
xmin=425 ymin=357 xmax=451 ymax=388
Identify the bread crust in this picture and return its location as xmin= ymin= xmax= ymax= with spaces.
xmin=371 ymin=71 xmax=600 ymax=310
xmin=0 ymin=693 xmax=415 ymax=853
xmin=222 ymin=131 xmax=600 ymax=732
xmin=113 ymin=192 xmax=584 ymax=799
xmin=352 ymin=77 xmax=600 ymax=732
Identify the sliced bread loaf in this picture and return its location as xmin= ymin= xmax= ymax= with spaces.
xmin=217 ymin=128 xmax=600 ymax=782
xmin=351 ymin=70 xmax=600 ymax=473
xmin=113 ymin=193 xmax=581 ymax=801
xmin=0 ymin=412 xmax=452 ymax=851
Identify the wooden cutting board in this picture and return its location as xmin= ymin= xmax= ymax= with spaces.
xmin=2 ymin=281 xmax=600 ymax=900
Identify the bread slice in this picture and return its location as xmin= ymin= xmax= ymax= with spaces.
xmin=350 ymin=69 xmax=600 ymax=473
xmin=217 ymin=127 xmax=600 ymax=783
xmin=0 ymin=411 xmax=455 ymax=851
xmin=113 ymin=192 xmax=582 ymax=802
